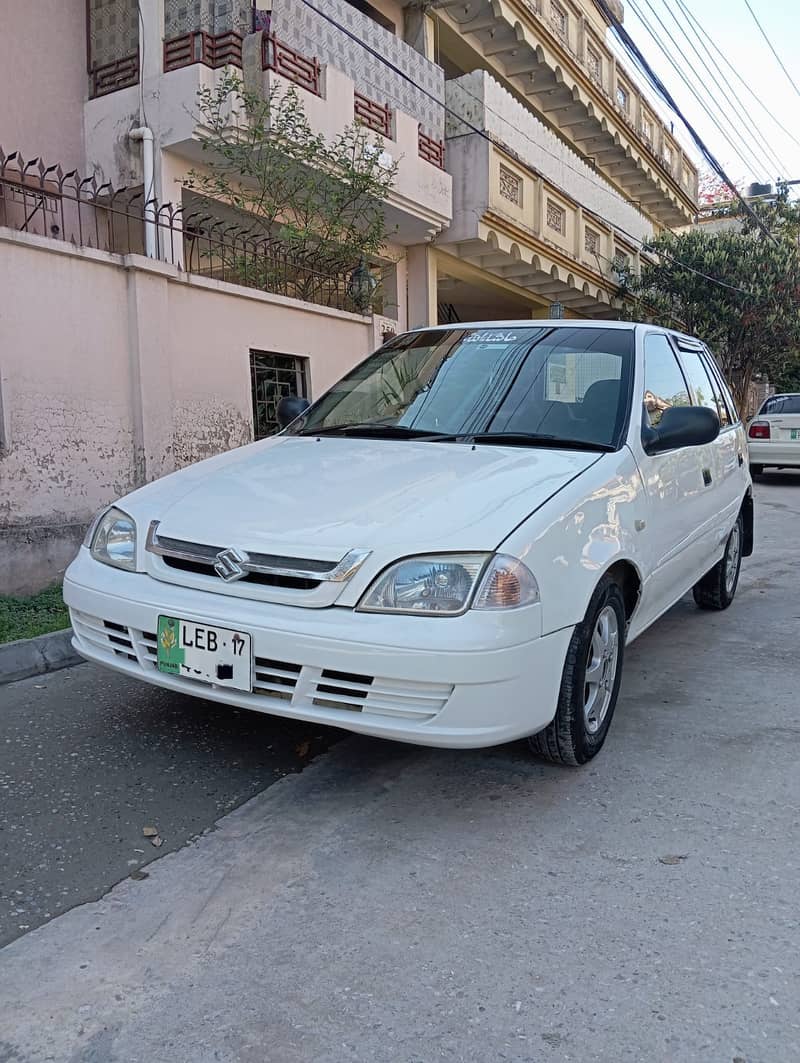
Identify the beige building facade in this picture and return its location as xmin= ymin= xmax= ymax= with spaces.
xmin=0 ymin=0 xmax=697 ymax=592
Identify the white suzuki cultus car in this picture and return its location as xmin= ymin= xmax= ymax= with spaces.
xmin=65 ymin=322 xmax=752 ymax=765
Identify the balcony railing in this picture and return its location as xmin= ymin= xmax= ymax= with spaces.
xmin=419 ymin=129 xmax=445 ymax=170
xmin=90 ymin=54 xmax=139 ymax=98
xmin=261 ymin=32 xmax=322 ymax=96
xmin=0 ymin=149 xmax=367 ymax=315
xmin=164 ymin=31 xmax=243 ymax=71
xmin=354 ymin=93 xmax=392 ymax=138
xmin=434 ymin=0 xmax=697 ymax=201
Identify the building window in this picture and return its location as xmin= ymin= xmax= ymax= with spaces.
xmin=584 ymin=227 xmax=600 ymax=255
xmin=683 ymin=164 xmax=692 ymax=188
xmin=642 ymin=115 xmax=654 ymax=144
xmin=550 ymin=1 xmax=568 ymax=42
xmin=499 ymin=164 xmax=523 ymax=206
xmin=663 ymin=144 xmax=674 ymax=170
xmin=616 ymin=82 xmax=629 ymax=114
xmin=613 ymin=247 xmax=630 ymax=272
xmin=547 ymin=199 xmax=565 ymax=235
xmin=250 ymin=351 xmax=309 ymax=439
xmin=587 ymin=46 xmax=602 ymax=86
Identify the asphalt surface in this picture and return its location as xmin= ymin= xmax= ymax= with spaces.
xmin=1 ymin=472 xmax=799 ymax=1062
xmin=0 ymin=670 xmax=339 ymax=947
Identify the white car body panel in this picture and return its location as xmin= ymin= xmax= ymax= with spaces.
xmin=64 ymin=320 xmax=751 ymax=748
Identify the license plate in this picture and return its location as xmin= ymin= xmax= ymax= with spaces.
xmin=157 ymin=616 xmax=251 ymax=690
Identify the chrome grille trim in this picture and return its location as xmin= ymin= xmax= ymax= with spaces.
xmin=145 ymin=521 xmax=370 ymax=583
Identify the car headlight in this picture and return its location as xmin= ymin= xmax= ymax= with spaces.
xmin=88 ymin=507 xmax=137 ymax=572
xmin=357 ymin=554 xmax=539 ymax=616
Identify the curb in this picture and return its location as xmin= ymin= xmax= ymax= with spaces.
xmin=0 ymin=629 xmax=83 ymax=686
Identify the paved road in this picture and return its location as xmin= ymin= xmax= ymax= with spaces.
xmin=0 ymin=670 xmax=339 ymax=947
xmin=1 ymin=473 xmax=799 ymax=1062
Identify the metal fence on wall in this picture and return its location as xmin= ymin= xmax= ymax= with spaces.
xmin=0 ymin=149 xmax=366 ymax=315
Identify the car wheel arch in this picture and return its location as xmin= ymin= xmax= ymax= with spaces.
xmin=600 ymin=558 xmax=642 ymax=629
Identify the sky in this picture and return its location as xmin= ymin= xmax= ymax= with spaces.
xmin=607 ymin=0 xmax=800 ymax=194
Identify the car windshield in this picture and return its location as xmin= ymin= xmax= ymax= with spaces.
xmin=289 ymin=326 xmax=634 ymax=450
xmin=761 ymin=395 xmax=800 ymax=415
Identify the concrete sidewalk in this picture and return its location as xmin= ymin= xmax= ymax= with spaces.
xmin=1 ymin=476 xmax=799 ymax=1063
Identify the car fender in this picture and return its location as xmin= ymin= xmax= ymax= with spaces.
xmin=498 ymin=448 xmax=647 ymax=636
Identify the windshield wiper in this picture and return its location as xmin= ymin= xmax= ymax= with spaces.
xmin=296 ymin=423 xmax=458 ymax=441
xmin=465 ymin=432 xmax=615 ymax=452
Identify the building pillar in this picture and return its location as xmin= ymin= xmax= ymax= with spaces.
xmin=406 ymin=244 xmax=438 ymax=329
xmin=403 ymin=6 xmax=435 ymax=60
xmin=126 ymin=263 xmax=176 ymax=484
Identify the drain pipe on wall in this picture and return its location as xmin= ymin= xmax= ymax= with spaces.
xmin=129 ymin=127 xmax=157 ymax=259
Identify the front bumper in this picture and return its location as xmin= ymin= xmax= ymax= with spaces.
xmin=748 ymin=440 xmax=800 ymax=468
xmin=63 ymin=549 xmax=570 ymax=749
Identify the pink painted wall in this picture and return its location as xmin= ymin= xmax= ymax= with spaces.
xmin=0 ymin=229 xmax=374 ymax=594
xmin=0 ymin=0 xmax=87 ymax=170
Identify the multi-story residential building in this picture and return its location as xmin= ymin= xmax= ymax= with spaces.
xmin=0 ymin=0 xmax=697 ymax=592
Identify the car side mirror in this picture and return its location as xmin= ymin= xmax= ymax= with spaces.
xmin=642 ymin=405 xmax=720 ymax=455
xmin=276 ymin=395 xmax=311 ymax=430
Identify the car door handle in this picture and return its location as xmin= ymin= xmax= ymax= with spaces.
xmin=703 ymin=468 xmax=712 ymax=486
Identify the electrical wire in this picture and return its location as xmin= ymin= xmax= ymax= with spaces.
xmin=742 ymin=0 xmax=800 ymax=102
xmin=593 ymin=0 xmax=776 ymax=241
xmin=630 ymin=0 xmax=773 ymax=180
xmin=654 ymin=0 xmax=789 ymax=178
xmin=294 ymin=0 xmax=766 ymax=298
xmin=678 ymin=0 xmax=800 ymax=154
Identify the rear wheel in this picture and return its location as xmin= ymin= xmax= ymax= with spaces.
xmin=692 ymin=513 xmax=743 ymax=611
xmin=529 ymin=577 xmax=626 ymax=766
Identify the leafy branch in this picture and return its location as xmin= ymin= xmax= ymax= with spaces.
xmin=186 ymin=72 xmax=398 ymax=308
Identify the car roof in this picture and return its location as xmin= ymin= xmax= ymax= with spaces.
xmin=405 ymin=320 xmax=703 ymax=345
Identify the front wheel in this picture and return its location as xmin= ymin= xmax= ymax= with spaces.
xmin=692 ymin=513 xmax=743 ymax=611
xmin=529 ymin=577 xmax=626 ymax=766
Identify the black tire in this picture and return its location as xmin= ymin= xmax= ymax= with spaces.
xmin=692 ymin=513 xmax=743 ymax=611
xmin=749 ymin=464 xmax=763 ymax=479
xmin=529 ymin=577 xmax=626 ymax=766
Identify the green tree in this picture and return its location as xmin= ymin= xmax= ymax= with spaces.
xmin=623 ymin=215 xmax=800 ymax=410
xmin=187 ymin=72 xmax=397 ymax=308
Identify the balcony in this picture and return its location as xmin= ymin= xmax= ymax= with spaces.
xmin=438 ymin=71 xmax=649 ymax=315
xmin=84 ymin=0 xmax=451 ymax=244
xmin=430 ymin=0 xmax=698 ymax=226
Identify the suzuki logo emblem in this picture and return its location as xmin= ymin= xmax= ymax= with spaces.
xmin=214 ymin=547 xmax=249 ymax=582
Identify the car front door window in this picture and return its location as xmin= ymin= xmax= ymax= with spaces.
xmin=642 ymin=333 xmax=691 ymax=427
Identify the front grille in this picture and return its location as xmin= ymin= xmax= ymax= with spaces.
xmin=161 ymin=555 xmax=320 ymax=591
xmin=72 ymin=611 xmax=453 ymax=724
xmin=145 ymin=523 xmax=370 ymax=601
xmin=71 ymin=612 xmax=137 ymax=662
xmin=253 ymin=657 xmax=302 ymax=701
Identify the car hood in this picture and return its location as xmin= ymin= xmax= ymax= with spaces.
xmin=125 ymin=436 xmax=599 ymax=559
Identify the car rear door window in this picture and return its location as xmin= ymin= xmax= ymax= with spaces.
xmin=679 ymin=349 xmax=725 ymax=421
xmin=643 ymin=333 xmax=690 ymax=426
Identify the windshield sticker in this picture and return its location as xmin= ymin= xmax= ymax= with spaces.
xmin=464 ymin=329 xmax=537 ymax=345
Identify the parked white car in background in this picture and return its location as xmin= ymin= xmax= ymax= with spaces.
xmin=747 ymin=392 xmax=800 ymax=477
xmin=64 ymin=321 xmax=752 ymax=765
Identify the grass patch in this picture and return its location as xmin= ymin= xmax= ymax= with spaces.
xmin=0 ymin=584 xmax=70 ymax=644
